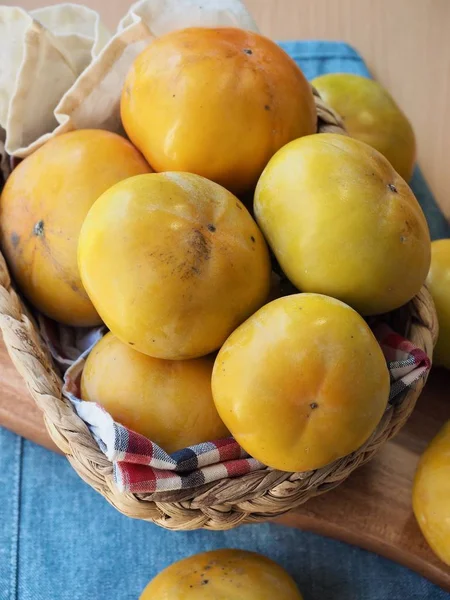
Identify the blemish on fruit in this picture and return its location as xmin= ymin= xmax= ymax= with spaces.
xmin=191 ymin=229 xmax=210 ymax=258
xmin=201 ymin=580 xmax=209 ymax=585
xmin=33 ymin=220 xmax=44 ymax=237
xmin=388 ymin=183 xmax=398 ymax=193
xmin=129 ymin=342 xmax=135 ymax=345
xmin=400 ymin=236 xmax=407 ymax=243
xmin=251 ymin=236 xmax=255 ymax=242
xmin=178 ymin=229 xmax=211 ymax=280
xmin=264 ymin=105 xmax=270 ymax=111
xmin=310 ymin=402 xmax=318 ymax=409
xmin=243 ymin=48 xmax=253 ymax=55
xmin=207 ymin=224 xmax=216 ymax=232
xmin=11 ymin=232 xmax=20 ymax=248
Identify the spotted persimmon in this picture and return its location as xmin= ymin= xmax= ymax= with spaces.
xmin=78 ymin=172 xmax=271 ymax=359
xmin=0 ymin=129 xmax=151 ymax=325
xmin=140 ymin=549 xmax=303 ymax=599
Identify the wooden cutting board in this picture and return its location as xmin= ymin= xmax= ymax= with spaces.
xmin=0 ymin=338 xmax=449 ymax=591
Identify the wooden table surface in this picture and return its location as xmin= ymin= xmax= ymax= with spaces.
xmin=3 ymin=0 xmax=450 ymax=592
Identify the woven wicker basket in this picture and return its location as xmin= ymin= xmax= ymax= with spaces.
xmin=0 ymin=90 xmax=438 ymax=531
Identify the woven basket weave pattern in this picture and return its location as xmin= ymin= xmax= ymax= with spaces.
xmin=0 ymin=91 xmax=438 ymax=530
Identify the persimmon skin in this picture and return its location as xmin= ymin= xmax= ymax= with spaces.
xmin=0 ymin=129 xmax=151 ymax=325
xmin=140 ymin=549 xmax=303 ymax=599
xmin=121 ymin=27 xmax=316 ymax=194
xmin=78 ymin=172 xmax=271 ymax=359
xmin=212 ymin=293 xmax=390 ymax=472
xmin=255 ymin=133 xmax=430 ymax=316
xmin=81 ymin=333 xmax=228 ymax=454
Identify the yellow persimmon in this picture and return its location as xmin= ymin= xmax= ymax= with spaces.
xmin=212 ymin=293 xmax=390 ymax=472
xmin=140 ymin=549 xmax=303 ymax=599
xmin=312 ymin=73 xmax=416 ymax=181
xmin=255 ymin=133 xmax=430 ymax=315
xmin=413 ymin=421 xmax=450 ymax=566
xmin=426 ymin=239 xmax=450 ymax=369
xmin=81 ymin=333 xmax=228 ymax=453
xmin=78 ymin=172 xmax=271 ymax=359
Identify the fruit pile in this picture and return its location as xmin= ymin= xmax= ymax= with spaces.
xmin=0 ymin=30 xmax=435 ymax=476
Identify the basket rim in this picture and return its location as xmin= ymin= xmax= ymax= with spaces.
xmin=0 ymin=92 xmax=439 ymax=531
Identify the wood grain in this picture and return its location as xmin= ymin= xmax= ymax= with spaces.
xmin=0 ymin=340 xmax=58 ymax=452
xmin=15 ymin=0 xmax=450 ymax=219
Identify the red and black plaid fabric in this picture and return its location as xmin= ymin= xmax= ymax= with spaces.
xmin=40 ymin=317 xmax=431 ymax=494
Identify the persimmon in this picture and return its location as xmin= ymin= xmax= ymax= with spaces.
xmin=78 ymin=172 xmax=271 ymax=359
xmin=121 ymin=27 xmax=316 ymax=194
xmin=255 ymin=133 xmax=430 ymax=315
xmin=426 ymin=239 xmax=450 ymax=369
xmin=312 ymin=73 xmax=416 ymax=181
xmin=413 ymin=421 xmax=450 ymax=566
xmin=212 ymin=293 xmax=390 ymax=472
xmin=0 ymin=129 xmax=151 ymax=325
xmin=140 ymin=549 xmax=303 ymax=599
xmin=81 ymin=333 xmax=228 ymax=453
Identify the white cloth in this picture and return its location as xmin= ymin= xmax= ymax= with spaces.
xmin=0 ymin=0 xmax=257 ymax=158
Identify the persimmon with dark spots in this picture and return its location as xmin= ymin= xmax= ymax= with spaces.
xmin=78 ymin=172 xmax=271 ymax=359
xmin=140 ymin=549 xmax=303 ymax=599
xmin=0 ymin=129 xmax=151 ymax=325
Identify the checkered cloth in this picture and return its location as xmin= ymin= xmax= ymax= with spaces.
xmin=40 ymin=317 xmax=430 ymax=494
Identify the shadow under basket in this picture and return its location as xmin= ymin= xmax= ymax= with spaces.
xmin=0 ymin=91 xmax=438 ymax=531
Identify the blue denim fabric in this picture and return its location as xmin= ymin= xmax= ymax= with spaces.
xmin=1 ymin=41 xmax=449 ymax=600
